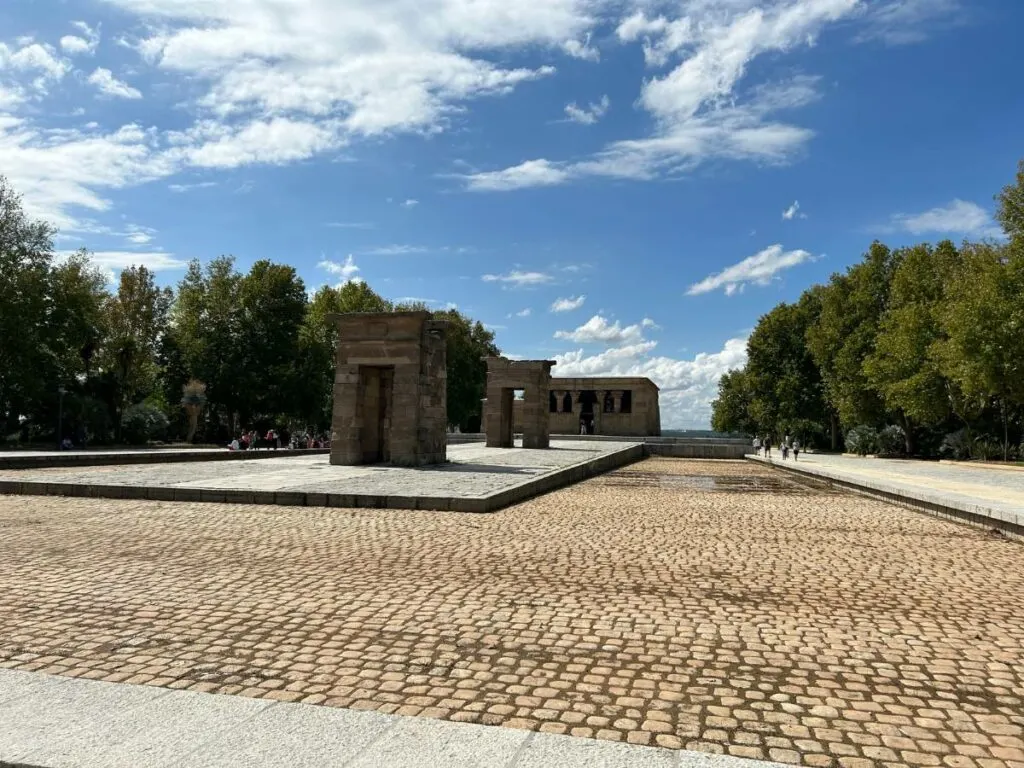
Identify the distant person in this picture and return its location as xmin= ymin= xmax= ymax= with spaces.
xmin=228 ymin=437 xmax=240 ymax=451
xmin=753 ymin=436 xmax=761 ymax=456
xmin=793 ymin=439 xmax=800 ymax=461
xmin=781 ymin=441 xmax=789 ymax=460
xmin=763 ymin=437 xmax=772 ymax=458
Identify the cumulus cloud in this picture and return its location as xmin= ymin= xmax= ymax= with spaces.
xmin=514 ymin=308 xmax=532 ymax=318
xmin=553 ymin=314 xmax=652 ymax=346
xmin=687 ymin=244 xmax=815 ymax=296
xmin=564 ymin=94 xmax=610 ymax=125
xmin=87 ymin=67 xmax=142 ymax=99
xmin=553 ymin=336 xmax=749 ymax=428
xmin=562 ymin=33 xmax=600 ymax=61
xmin=401 ymin=198 xmax=419 ymax=207
xmin=550 ymin=295 xmax=586 ymax=312
xmin=887 ymin=199 xmax=1003 ymax=239
xmin=466 ymin=0 xmax=859 ymax=191
xmin=318 ymin=254 xmax=363 ymax=285
xmin=465 ymin=159 xmax=571 ymax=192
xmin=0 ymin=41 xmax=70 ymax=86
xmin=782 ymin=200 xmax=806 ymax=220
xmin=481 ymin=270 xmax=553 ymax=287
xmin=60 ymin=22 xmax=100 ymax=56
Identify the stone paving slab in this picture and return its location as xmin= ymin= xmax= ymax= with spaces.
xmin=0 ymin=670 xmax=782 ymax=768
xmin=749 ymin=453 xmax=1024 ymax=535
xmin=0 ymin=440 xmax=642 ymax=513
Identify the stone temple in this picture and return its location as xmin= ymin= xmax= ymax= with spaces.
xmin=515 ymin=376 xmax=661 ymax=437
xmin=329 ymin=311 xmax=447 ymax=467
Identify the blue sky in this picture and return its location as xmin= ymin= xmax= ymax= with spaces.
xmin=2 ymin=0 xmax=1021 ymax=427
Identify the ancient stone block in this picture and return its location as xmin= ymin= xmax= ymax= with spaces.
xmin=329 ymin=311 xmax=447 ymax=467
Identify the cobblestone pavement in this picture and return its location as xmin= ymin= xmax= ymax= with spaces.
xmin=2 ymin=458 xmax=1023 ymax=768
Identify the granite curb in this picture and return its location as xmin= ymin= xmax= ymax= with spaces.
xmin=0 ymin=449 xmax=330 ymax=471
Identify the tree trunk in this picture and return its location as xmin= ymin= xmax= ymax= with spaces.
xmin=830 ymin=412 xmax=839 ymax=452
xmin=901 ymin=412 xmax=915 ymax=456
xmin=1002 ymin=398 xmax=1009 ymax=462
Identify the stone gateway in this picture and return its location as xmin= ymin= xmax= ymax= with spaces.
xmin=329 ymin=311 xmax=447 ymax=467
xmin=483 ymin=357 xmax=555 ymax=449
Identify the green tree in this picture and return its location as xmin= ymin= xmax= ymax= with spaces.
xmin=433 ymin=309 xmax=499 ymax=432
xmin=935 ymin=241 xmax=1024 ymax=459
xmin=100 ymin=265 xmax=172 ymax=437
xmin=172 ymin=257 xmax=245 ymax=433
xmin=744 ymin=289 xmax=831 ymax=446
xmin=807 ymin=241 xmax=897 ymax=431
xmin=996 ymin=158 xmax=1024 ymax=241
xmin=237 ymin=260 xmax=308 ymax=421
xmin=863 ymin=241 xmax=961 ymax=452
xmin=710 ymin=369 xmax=756 ymax=435
xmin=49 ymin=249 xmax=109 ymax=382
xmin=0 ymin=176 xmax=55 ymax=432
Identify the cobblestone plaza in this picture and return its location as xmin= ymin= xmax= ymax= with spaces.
xmin=2 ymin=458 xmax=1022 ymax=767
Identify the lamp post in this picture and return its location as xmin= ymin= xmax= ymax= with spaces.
xmin=57 ymin=386 xmax=67 ymax=450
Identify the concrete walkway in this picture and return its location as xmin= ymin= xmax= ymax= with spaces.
xmin=0 ymin=670 xmax=780 ymax=768
xmin=749 ymin=452 xmax=1023 ymax=531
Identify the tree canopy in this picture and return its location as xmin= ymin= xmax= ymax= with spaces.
xmin=0 ymin=175 xmax=500 ymax=446
xmin=712 ymin=157 xmax=1024 ymax=459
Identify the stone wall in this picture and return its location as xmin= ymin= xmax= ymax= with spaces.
xmin=329 ymin=312 xmax=447 ymax=467
xmin=483 ymin=358 xmax=555 ymax=449
xmin=513 ymin=377 xmax=661 ymax=437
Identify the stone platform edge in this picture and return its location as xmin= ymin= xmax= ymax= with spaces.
xmin=749 ymin=455 xmax=1024 ymax=540
xmin=0 ymin=449 xmax=330 ymax=471
xmin=0 ymin=444 xmax=645 ymax=514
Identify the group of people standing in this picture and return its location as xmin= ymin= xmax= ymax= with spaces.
xmin=752 ymin=434 xmax=801 ymax=461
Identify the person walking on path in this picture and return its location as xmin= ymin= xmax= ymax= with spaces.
xmin=793 ymin=438 xmax=801 ymax=461
xmin=781 ymin=440 xmax=790 ymax=461
xmin=752 ymin=436 xmax=761 ymax=456
xmin=763 ymin=436 xmax=772 ymax=458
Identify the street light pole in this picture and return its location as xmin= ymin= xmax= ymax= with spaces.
xmin=57 ymin=386 xmax=66 ymax=450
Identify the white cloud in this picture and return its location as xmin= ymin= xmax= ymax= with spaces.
xmin=318 ymin=254 xmax=363 ymax=285
xmin=87 ymin=67 xmax=142 ymax=99
xmin=465 ymin=0 xmax=859 ymax=191
xmin=124 ymin=224 xmax=156 ymax=245
xmin=168 ymin=181 xmax=217 ymax=192
xmin=564 ymin=94 xmax=609 ymax=125
xmin=464 ymin=159 xmax=571 ymax=191
xmin=515 ymin=308 xmax=532 ymax=317
xmin=855 ymin=0 xmax=965 ymax=45
xmin=888 ymin=199 xmax=1003 ymax=239
xmin=105 ymin=0 xmax=580 ymax=137
xmin=481 ymin=270 xmax=553 ymax=287
xmin=361 ymin=244 xmax=430 ymax=256
xmin=168 ymin=118 xmax=339 ymax=168
xmin=401 ymin=199 xmax=419 ymax=207
xmin=0 ymin=42 xmax=70 ymax=82
xmin=326 ymin=221 xmax=373 ymax=229
xmin=562 ymin=34 xmax=600 ymax=62
xmin=782 ymin=200 xmax=806 ymax=220
xmin=687 ymin=244 xmax=815 ymax=296
xmin=550 ymin=295 xmax=586 ymax=312
xmin=554 ymin=314 xmax=650 ymax=346
xmin=553 ymin=336 xmax=749 ymax=428
xmin=60 ymin=22 xmax=100 ymax=56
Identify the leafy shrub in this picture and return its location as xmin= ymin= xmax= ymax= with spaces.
xmin=845 ymin=425 xmax=878 ymax=457
xmin=877 ymin=425 xmax=907 ymax=457
xmin=939 ymin=429 xmax=972 ymax=461
xmin=122 ymin=402 xmax=170 ymax=445
xmin=973 ymin=436 xmax=1002 ymax=461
